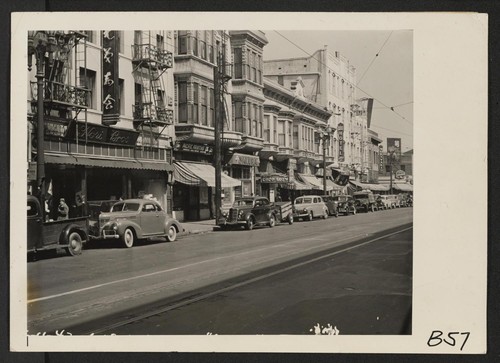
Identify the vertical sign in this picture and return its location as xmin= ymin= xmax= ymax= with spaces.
xmin=338 ymin=123 xmax=344 ymax=162
xmin=387 ymin=138 xmax=401 ymax=166
xmin=102 ymin=31 xmax=120 ymax=126
xmin=379 ymin=145 xmax=384 ymax=174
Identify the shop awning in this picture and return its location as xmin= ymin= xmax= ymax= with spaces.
xmin=284 ymin=179 xmax=310 ymax=190
xmin=393 ymin=183 xmax=413 ymax=192
xmin=45 ymin=152 xmax=173 ymax=171
xmin=174 ymin=161 xmax=241 ymax=188
xmin=326 ymin=178 xmax=343 ymax=191
xmin=368 ymin=184 xmax=390 ymax=192
xmin=297 ymin=174 xmax=325 ymax=190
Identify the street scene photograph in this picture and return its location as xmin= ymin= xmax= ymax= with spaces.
xmin=22 ymin=28 xmax=414 ymax=338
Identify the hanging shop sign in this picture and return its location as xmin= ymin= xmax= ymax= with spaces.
xmin=228 ymin=153 xmax=260 ymax=167
xmin=101 ymin=31 xmax=120 ymax=126
xmin=379 ymin=145 xmax=384 ymax=173
xmin=260 ymin=174 xmax=289 ymax=184
xmin=337 ymin=123 xmax=345 ymax=162
xmin=65 ymin=120 xmax=139 ymax=146
xmin=175 ymin=141 xmax=213 ymax=155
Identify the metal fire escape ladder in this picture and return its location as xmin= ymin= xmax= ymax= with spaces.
xmin=132 ymin=31 xmax=173 ymax=149
xmin=73 ymin=32 xmax=88 ymax=150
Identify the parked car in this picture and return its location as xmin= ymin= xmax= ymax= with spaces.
xmin=388 ymin=194 xmax=401 ymax=208
xmin=27 ymin=195 xmax=89 ymax=256
xmin=373 ymin=194 xmax=385 ymax=210
xmin=398 ymin=193 xmax=409 ymax=207
xmin=387 ymin=194 xmax=400 ymax=208
xmin=293 ymin=196 xmax=329 ymax=221
xmin=333 ymin=195 xmax=357 ymax=215
xmin=353 ymin=191 xmax=377 ymax=212
xmin=320 ymin=195 xmax=339 ymax=217
xmin=96 ymin=199 xmax=183 ymax=248
xmin=377 ymin=195 xmax=392 ymax=210
xmin=218 ymin=196 xmax=279 ymax=230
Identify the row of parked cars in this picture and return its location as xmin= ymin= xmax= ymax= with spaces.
xmin=217 ymin=191 xmax=413 ymax=231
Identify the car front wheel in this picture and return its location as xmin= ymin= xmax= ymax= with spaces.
xmin=166 ymin=225 xmax=177 ymax=242
xmin=307 ymin=211 xmax=313 ymax=221
xmin=122 ymin=228 xmax=135 ymax=248
xmin=288 ymin=213 xmax=294 ymax=224
xmin=269 ymin=214 xmax=276 ymax=228
xmin=323 ymin=209 xmax=328 ymax=219
xmin=245 ymin=217 xmax=255 ymax=230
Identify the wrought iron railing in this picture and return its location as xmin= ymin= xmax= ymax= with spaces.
xmin=132 ymin=44 xmax=173 ymax=68
xmin=133 ymin=103 xmax=173 ymax=124
xmin=30 ymin=80 xmax=90 ymax=108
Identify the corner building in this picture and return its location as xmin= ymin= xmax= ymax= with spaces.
xmin=27 ymin=31 xmax=176 ymax=220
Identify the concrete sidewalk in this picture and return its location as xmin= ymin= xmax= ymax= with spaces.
xmin=180 ymin=219 xmax=217 ymax=235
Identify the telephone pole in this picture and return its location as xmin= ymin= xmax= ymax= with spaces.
xmin=213 ymin=33 xmax=231 ymax=224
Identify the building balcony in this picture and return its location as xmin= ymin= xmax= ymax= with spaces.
xmin=175 ymin=124 xmax=242 ymax=149
xmin=133 ymin=104 xmax=173 ymax=127
xmin=294 ymin=149 xmax=316 ymax=164
xmin=259 ymin=141 xmax=279 ymax=159
xmin=235 ymin=135 xmax=264 ymax=153
xmin=30 ymin=80 xmax=90 ymax=110
xmin=275 ymin=146 xmax=294 ymax=161
xmin=175 ymin=123 xmax=215 ymax=144
xmin=132 ymin=44 xmax=173 ymax=69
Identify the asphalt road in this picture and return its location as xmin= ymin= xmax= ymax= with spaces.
xmin=105 ymin=228 xmax=412 ymax=335
xmin=27 ymin=207 xmax=412 ymax=335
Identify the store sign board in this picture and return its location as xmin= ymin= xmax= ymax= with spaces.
xmin=102 ymin=31 xmax=120 ymax=126
xmin=261 ymin=175 xmax=289 ymax=184
xmin=175 ymin=141 xmax=213 ymax=155
xmin=338 ymin=123 xmax=344 ymax=162
xmin=65 ymin=121 xmax=139 ymax=146
xmin=228 ymin=153 xmax=260 ymax=167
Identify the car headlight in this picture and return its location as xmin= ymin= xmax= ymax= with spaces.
xmin=238 ymin=211 xmax=245 ymax=219
xmin=111 ymin=223 xmax=118 ymax=230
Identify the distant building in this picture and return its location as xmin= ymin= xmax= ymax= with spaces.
xmin=263 ymin=46 xmax=371 ymax=179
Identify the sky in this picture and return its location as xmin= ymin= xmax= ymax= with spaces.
xmin=262 ymin=30 xmax=413 ymax=152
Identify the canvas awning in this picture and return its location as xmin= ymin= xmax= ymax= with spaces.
xmin=393 ymin=183 xmax=413 ymax=192
xmin=173 ymin=161 xmax=241 ymax=187
xmin=285 ymin=179 xmax=310 ymax=190
xmin=298 ymin=174 xmax=326 ymax=190
xmin=45 ymin=152 xmax=174 ymax=171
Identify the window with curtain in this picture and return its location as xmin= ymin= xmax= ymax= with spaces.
xmin=264 ymin=115 xmax=270 ymax=142
xmin=234 ymin=101 xmax=244 ymax=133
xmin=192 ymin=83 xmax=199 ymax=123
xmin=233 ymin=48 xmax=242 ymax=79
xmin=178 ymin=82 xmax=188 ymax=122
xmin=201 ymin=85 xmax=208 ymax=125
xmin=278 ymin=121 xmax=286 ymax=147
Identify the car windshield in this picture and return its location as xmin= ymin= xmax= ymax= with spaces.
xmin=234 ymin=199 xmax=254 ymax=206
xmin=110 ymin=202 xmax=141 ymax=212
xmin=354 ymin=194 xmax=369 ymax=199
xmin=333 ymin=196 xmax=347 ymax=202
xmin=296 ymin=197 xmax=312 ymax=204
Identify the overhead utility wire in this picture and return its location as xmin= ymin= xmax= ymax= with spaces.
xmin=356 ymin=31 xmax=393 ymax=86
xmin=273 ymin=30 xmax=412 ymax=126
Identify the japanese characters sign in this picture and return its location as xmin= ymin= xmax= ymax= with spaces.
xmin=101 ymin=31 xmax=120 ymax=126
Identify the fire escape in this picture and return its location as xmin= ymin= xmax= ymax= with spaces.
xmin=132 ymin=31 xmax=174 ymax=148
xmin=29 ymin=31 xmax=89 ymax=140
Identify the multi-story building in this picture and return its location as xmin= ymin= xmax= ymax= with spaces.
xmin=27 ymin=30 xmax=176 ymax=220
xmin=171 ymin=30 xmax=242 ymax=221
xmin=259 ymin=77 xmax=334 ymax=202
xmin=263 ymin=46 xmax=371 ymax=178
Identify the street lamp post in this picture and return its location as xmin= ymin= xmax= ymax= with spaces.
xmin=28 ymin=31 xmax=58 ymax=214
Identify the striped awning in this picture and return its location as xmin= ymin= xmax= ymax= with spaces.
xmin=173 ymin=161 xmax=241 ymax=188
